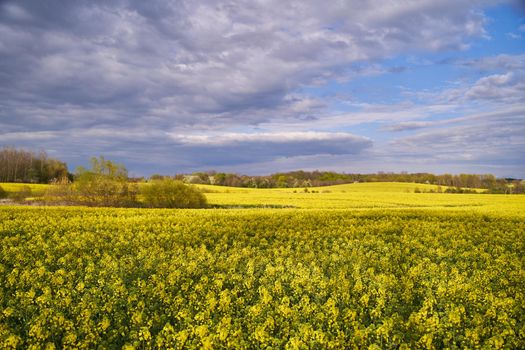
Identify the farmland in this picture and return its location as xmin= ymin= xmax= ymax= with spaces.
xmin=0 ymin=183 xmax=49 ymax=197
xmin=198 ymin=182 xmax=523 ymax=214
xmin=0 ymin=184 xmax=524 ymax=348
xmin=2 ymin=181 xmax=523 ymax=215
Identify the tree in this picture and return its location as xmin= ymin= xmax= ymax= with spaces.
xmin=276 ymin=175 xmax=288 ymax=188
xmin=72 ymin=156 xmax=138 ymax=207
xmin=0 ymin=147 xmax=68 ymax=183
xmin=141 ymin=179 xmax=207 ymax=208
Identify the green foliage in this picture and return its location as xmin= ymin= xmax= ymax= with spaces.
xmin=142 ymin=179 xmax=207 ymax=208
xmin=68 ymin=157 xmax=138 ymax=207
xmin=177 ymin=170 xmax=519 ymax=191
xmin=0 ymin=185 xmax=6 ymax=199
xmin=40 ymin=156 xmax=138 ymax=207
xmin=0 ymin=147 xmax=68 ymax=183
xmin=75 ymin=156 xmax=128 ymax=181
xmin=0 ymin=207 xmax=524 ymax=349
xmin=444 ymin=187 xmax=478 ymax=194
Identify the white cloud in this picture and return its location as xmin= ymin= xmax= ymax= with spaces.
xmin=169 ymin=131 xmax=370 ymax=145
xmin=506 ymin=32 xmax=522 ymax=39
xmin=464 ymin=72 xmax=525 ymax=102
xmin=0 ymin=131 xmax=58 ymax=141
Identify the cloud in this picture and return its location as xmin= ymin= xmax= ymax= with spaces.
xmin=390 ymin=109 xmax=525 ymax=167
xmin=457 ymin=53 xmax=525 ymax=71
xmin=383 ymin=105 xmax=525 ymax=132
xmin=169 ymin=131 xmax=368 ymax=145
xmin=0 ymin=0 xmax=495 ymax=132
xmin=464 ymin=72 xmax=525 ymax=102
xmin=408 ymin=58 xmax=525 ymax=105
xmin=0 ymin=131 xmax=59 ymax=141
xmin=1 ymin=0 xmax=521 ymax=176
xmin=506 ymin=32 xmax=522 ymax=39
xmin=382 ymin=121 xmax=435 ymax=132
xmin=2 ymin=3 xmax=32 ymax=21
xmin=170 ymin=132 xmax=372 ymax=167
xmin=1 ymin=128 xmax=372 ymax=172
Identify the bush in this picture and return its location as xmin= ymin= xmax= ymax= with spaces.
xmin=141 ymin=179 xmax=207 ymax=208
xmin=0 ymin=185 xmax=7 ymax=199
xmin=71 ymin=157 xmax=139 ymax=207
xmin=72 ymin=176 xmax=139 ymax=207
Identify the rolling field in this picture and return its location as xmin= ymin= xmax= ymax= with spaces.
xmin=0 ymin=184 xmax=524 ymax=348
xmin=0 ymin=183 xmax=49 ymax=196
xmin=197 ymin=182 xmax=523 ymax=215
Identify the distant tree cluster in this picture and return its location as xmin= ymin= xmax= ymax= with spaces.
xmin=0 ymin=147 xmax=69 ymax=183
xmin=177 ymin=170 xmax=524 ymax=193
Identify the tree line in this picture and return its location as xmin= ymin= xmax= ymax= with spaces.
xmin=174 ymin=170 xmax=524 ymax=194
xmin=0 ymin=147 xmax=69 ymax=183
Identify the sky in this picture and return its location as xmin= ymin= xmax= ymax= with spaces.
xmin=1 ymin=0 xmax=524 ymax=177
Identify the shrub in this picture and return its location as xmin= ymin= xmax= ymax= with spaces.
xmin=72 ymin=157 xmax=139 ymax=207
xmin=141 ymin=179 xmax=207 ymax=208
xmin=72 ymin=176 xmax=139 ymax=207
xmin=0 ymin=185 xmax=7 ymax=199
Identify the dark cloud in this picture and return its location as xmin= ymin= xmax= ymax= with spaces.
xmin=170 ymin=132 xmax=372 ymax=166
xmin=382 ymin=121 xmax=434 ymax=132
xmin=0 ymin=0 xmax=494 ymax=128
xmin=0 ymin=129 xmax=372 ymax=173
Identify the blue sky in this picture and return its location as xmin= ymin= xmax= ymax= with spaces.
xmin=1 ymin=0 xmax=524 ymax=177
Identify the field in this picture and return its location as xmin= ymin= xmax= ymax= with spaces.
xmin=1 ymin=183 xmax=524 ymax=348
xmin=197 ymin=183 xmax=522 ymax=215
xmin=0 ymin=183 xmax=49 ymax=197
